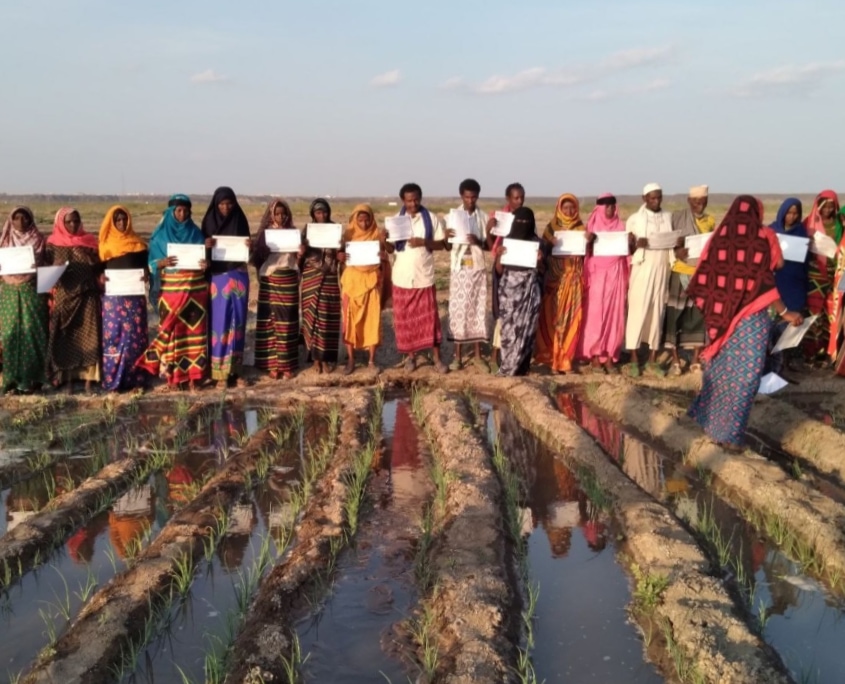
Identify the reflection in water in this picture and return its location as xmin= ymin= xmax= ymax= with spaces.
xmin=218 ymin=500 xmax=258 ymax=572
xmin=109 ymin=485 xmax=155 ymax=560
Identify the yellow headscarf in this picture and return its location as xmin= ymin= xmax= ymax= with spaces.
xmin=544 ymin=193 xmax=583 ymax=241
xmin=341 ymin=203 xmax=381 ymax=293
xmin=345 ymin=203 xmax=380 ymax=242
xmin=98 ymin=205 xmax=147 ymax=262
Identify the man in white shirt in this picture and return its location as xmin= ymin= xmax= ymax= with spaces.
xmin=384 ymin=183 xmax=449 ymax=373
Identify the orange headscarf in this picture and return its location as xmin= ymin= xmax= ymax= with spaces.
xmin=544 ymin=193 xmax=583 ymax=241
xmin=345 ymin=203 xmax=380 ymax=242
xmin=98 ymin=205 xmax=146 ymax=262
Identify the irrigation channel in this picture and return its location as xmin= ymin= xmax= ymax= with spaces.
xmin=0 ymin=371 xmax=842 ymax=683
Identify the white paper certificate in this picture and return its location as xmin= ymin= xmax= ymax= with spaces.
xmin=346 ymin=241 xmax=381 ymax=266
xmin=646 ymin=230 xmax=683 ymax=250
xmin=306 ymin=223 xmax=343 ymax=250
xmin=777 ymin=234 xmax=810 ymax=263
xmin=491 ymin=211 xmax=514 ymax=237
xmin=592 ymin=231 xmax=630 ymax=257
xmin=501 ymin=238 xmax=539 ymax=268
xmin=105 ymin=269 xmax=146 ymax=296
xmin=810 ymin=232 xmax=838 ymax=260
xmin=211 ymin=235 xmax=249 ymax=262
xmin=264 ymin=229 xmax=301 ymax=253
xmin=772 ymin=315 xmax=818 ymax=353
xmin=685 ymin=233 xmax=714 ymax=260
xmin=552 ymin=231 xmax=587 ymax=256
xmin=166 ymin=243 xmax=206 ymax=271
xmin=758 ymin=372 xmax=789 ymax=395
xmin=447 ymin=210 xmax=472 ymax=244
xmin=385 ymin=216 xmax=413 ymax=242
xmin=0 ymin=246 xmax=35 ymax=275
xmin=36 ymin=264 xmax=67 ymax=293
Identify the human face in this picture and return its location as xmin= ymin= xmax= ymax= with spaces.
xmin=644 ymin=191 xmax=662 ymax=212
xmin=688 ymin=196 xmax=708 ymax=216
xmin=402 ymin=191 xmax=421 ymax=216
xmin=273 ymin=204 xmax=288 ymax=226
xmin=218 ymin=199 xmax=234 ymax=218
xmin=784 ymin=204 xmax=800 ymax=227
xmin=820 ymin=200 xmax=836 ymax=220
xmin=603 ymin=204 xmax=616 ymax=220
xmin=356 ymin=211 xmax=373 ymax=231
xmin=11 ymin=210 xmax=32 ymax=232
xmin=507 ymin=189 xmax=525 ymax=210
xmin=313 ymin=208 xmax=328 ymax=223
xmin=113 ymin=210 xmax=128 ymax=233
xmin=174 ymin=206 xmax=190 ymax=223
xmin=64 ymin=211 xmax=81 ymax=234
xmin=461 ymin=190 xmax=479 ymax=213
xmin=560 ymin=199 xmax=577 ymax=219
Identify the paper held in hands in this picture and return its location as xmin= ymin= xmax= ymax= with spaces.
xmin=491 ymin=211 xmax=513 ymax=237
xmin=772 ymin=314 xmax=818 ymax=353
xmin=592 ymin=231 xmax=630 ymax=257
xmin=211 ymin=236 xmax=249 ymax=262
xmin=346 ymin=240 xmax=381 ymax=266
xmin=385 ymin=216 xmax=413 ymax=242
xmin=447 ymin=210 xmax=471 ymax=244
xmin=758 ymin=372 xmax=789 ymax=395
xmin=685 ymin=232 xmax=714 ymax=260
xmin=166 ymin=243 xmax=206 ymax=270
xmin=36 ymin=264 xmax=67 ymax=293
xmin=500 ymin=238 xmax=539 ymax=268
xmin=646 ymin=230 xmax=683 ymax=250
xmin=0 ymin=246 xmax=35 ymax=275
xmin=810 ymin=232 xmax=838 ymax=259
xmin=105 ymin=269 xmax=146 ymax=297
xmin=552 ymin=231 xmax=587 ymax=256
xmin=264 ymin=229 xmax=301 ymax=253
xmin=306 ymin=223 xmax=343 ymax=249
xmin=778 ymin=234 xmax=810 ymax=263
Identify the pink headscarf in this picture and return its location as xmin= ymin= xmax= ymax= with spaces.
xmin=586 ymin=193 xmax=624 ymax=232
xmin=803 ymin=190 xmax=840 ymax=274
xmin=48 ymin=207 xmax=99 ymax=250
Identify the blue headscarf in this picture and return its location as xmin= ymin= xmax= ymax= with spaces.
xmin=148 ymin=194 xmax=205 ymax=301
xmin=770 ymin=198 xmax=805 ymax=236
xmin=769 ymin=197 xmax=809 ymax=312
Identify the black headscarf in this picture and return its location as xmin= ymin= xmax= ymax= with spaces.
xmin=510 ymin=207 xmax=537 ymax=241
xmin=202 ymin=187 xmax=250 ymax=238
xmin=309 ymin=198 xmax=332 ymax=223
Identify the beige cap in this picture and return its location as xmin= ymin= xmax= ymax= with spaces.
xmin=643 ymin=182 xmax=662 ymax=195
xmin=689 ymin=185 xmax=709 ymax=198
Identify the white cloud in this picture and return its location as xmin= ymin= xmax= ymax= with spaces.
xmin=190 ymin=69 xmax=228 ymax=84
xmin=370 ymin=69 xmax=402 ymax=88
xmin=598 ymin=45 xmax=676 ymax=71
xmin=439 ymin=76 xmax=465 ymax=90
xmin=624 ymin=78 xmax=672 ymax=95
xmin=732 ymin=61 xmax=845 ymax=97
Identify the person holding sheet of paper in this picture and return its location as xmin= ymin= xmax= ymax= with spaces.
xmin=624 ymin=183 xmax=674 ymax=377
xmin=301 ymin=198 xmax=341 ymax=374
xmin=384 ymin=183 xmax=448 ymax=373
xmin=687 ymin=195 xmax=803 ymax=452
xmin=201 ymin=187 xmax=251 ymax=386
xmin=494 ymin=207 xmax=544 ymax=377
xmin=340 ymin=203 xmax=386 ymax=374
xmin=98 ymin=206 xmax=149 ymax=392
xmin=833 ymin=204 xmax=845 ymax=376
xmin=251 ymin=199 xmax=304 ymax=380
xmin=46 ymin=208 xmax=102 ymax=393
xmin=664 ymin=185 xmax=716 ymax=375
xmin=445 ymin=179 xmax=489 ymax=371
xmin=535 ymin=193 xmax=585 ymax=374
xmin=137 ymin=194 xmax=208 ymax=391
xmin=0 ymin=207 xmax=49 ymax=393
xmin=581 ymin=194 xmax=628 ymax=374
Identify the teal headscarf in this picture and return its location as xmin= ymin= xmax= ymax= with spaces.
xmin=148 ymin=194 xmax=205 ymax=280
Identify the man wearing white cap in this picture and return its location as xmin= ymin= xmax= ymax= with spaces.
xmin=664 ymin=185 xmax=716 ymax=375
xmin=625 ymin=183 xmax=674 ymax=377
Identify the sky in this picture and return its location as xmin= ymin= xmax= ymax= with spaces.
xmin=1 ymin=0 xmax=844 ymax=198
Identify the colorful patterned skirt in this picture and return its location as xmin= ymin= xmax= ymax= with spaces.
xmin=102 ymin=294 xmax=148 ymax=391
xmin=254 ymin=270 xmax=300 ymax=375
xmin=802 ymin=259 xmax=833 ymax=359
xmin=497 ymin=269 xmax=542 ymax=377
xmin=137 ymin=271 xmax=208 ymax=386
xmin=448 ymin=268 xmax=488 ymax=344
xmin=664 ymin=272 xmax=706 ymax=349
xmin=392 ymin=285 xmax=442 ymax=355
xmin=300 ymin=265 xmax=341 ymax=364
xmin=0 ymin=281 xmax=48 ymax=392
xmin=688 ymin=309 xmax=771 ymax=446
xmin=534 ymin=257 xmax=583 ymax=372
xmin=209 ymin=269 xmax=249 ymax=381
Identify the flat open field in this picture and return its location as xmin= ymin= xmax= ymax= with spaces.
xmin=1 ymin=194 xmax=844 ymax=683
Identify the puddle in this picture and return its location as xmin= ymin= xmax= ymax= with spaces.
xmin=485 ymin=404 xmax=664 ymax=683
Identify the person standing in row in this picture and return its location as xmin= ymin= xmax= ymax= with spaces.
xmin=446 ymin=178 xmax=489 ymax=371
xmin=138 ymin=194 xmax=208 ymax=391
xmin=98 ymin=206 xmax=149 ymax=392
xmin=581 ymin=194 xmax=627 ymax=374
xmin=386 ymin=183 xmax=448 ymax=373
xmin=664 ymin=185 xmax=715 ymax=374
xmin=202 ymin=187 xmax=251 ymax=387
xmin=802 ymin=190 xmax=840 ymax=363
xmin=252 ymin=199 xmax=304 ymax=380
xmin=0 ymin=207 xmax=49 ymax=394
xmin=341 ymin=203 xmax=385 ymax=374
xmin=47 ymin=208 xmax=102 ymax=393
xmin=832 ymin=204 xmax=845 ymax=376
xmin=536 ymin=193 xmax=584 ymax=375
xmin=625 ymin=183 xmax=674 ymax=377
xmin=301 ymin=198 xmax=341 ymax=374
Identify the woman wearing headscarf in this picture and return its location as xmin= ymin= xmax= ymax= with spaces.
xmin=98 ymin=206 xmax=148 ymax=392
xmin=802 ymin=190 xmax=841 ymax=363
xmin=201 ymin=187 xmax=251 ymax=386
xmin=136 ymin=194 xmax=208 ymax=391
xmin=833 ymin=205 xmax=845 ymax=376
xmin=46 ymin=208 xmax=102 ymax=393
xmin=535 ymin=193 xmax=585 ymax=374
xmin=340 ymin=203 xmax=385 ymax=374
xmin=494 ymin=207 xmax=544 ymax=377
xmin=251 ymin=198 xmax=305 ymax=380
xmin=687 ymin=196 xmax=802 ymax=452
xmin=301 ymin=198 xmax=341 ymax=373
xmin=0 ymin=207 xmax=49 ymax=393
xmin=580 ymin=194 xmax=628 ymax=374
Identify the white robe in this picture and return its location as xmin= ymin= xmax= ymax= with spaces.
xmin=625 ymin=206 xmax=674 ymax=350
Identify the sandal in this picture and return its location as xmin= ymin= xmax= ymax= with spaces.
xmin=645 ymin=362 xmax=666 ymax=378
xmin=449 ymin=359 xmax=463 ymax=372
xmin=472 ymin=357 xmax=491 ymax=373
xmin=668 ymin=363 xmax=682 ymax=377
xmin=434 ymin=360 xmax=449 ymax=375
xmin=604 ymin=362 xmax=620 ymax=375
xmin=689 ymin=363 xmax=702 ymax=373
xmin=404 ymin=356 xmax=416 ymax=372
xmin=343 ymin=363 xmax=355 ymax=376
xmin=368 ymin=362 xmax=380 ymax=372
xmin=626 ymin=363 xmax=641 ymax=378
